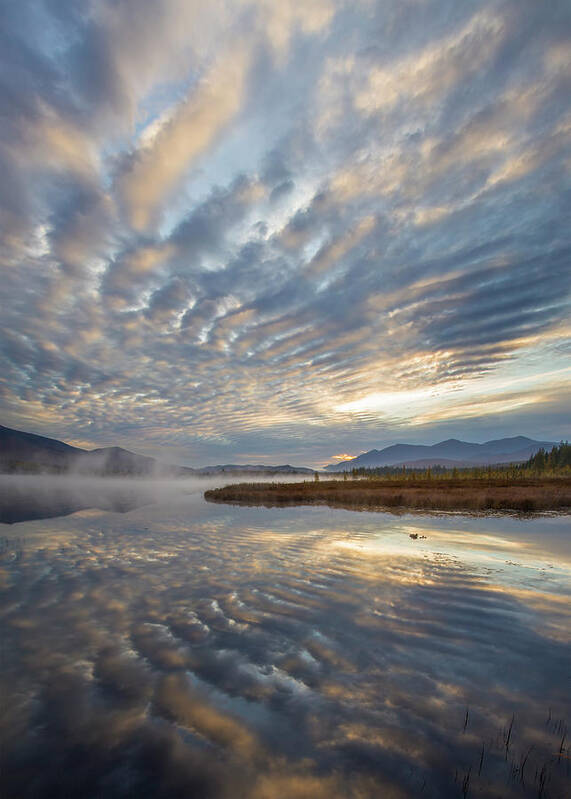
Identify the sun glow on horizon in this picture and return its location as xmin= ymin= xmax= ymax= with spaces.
xmin=330 ymin=453 xmax=361 ymax=462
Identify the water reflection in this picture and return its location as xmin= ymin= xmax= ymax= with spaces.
xmin=0 ymin=473 xmax=307 ymax=524
xmin=0 ymin=479 xmax=569 ymax=798
xmin=0 ymin=475 xmax=160 ymax=523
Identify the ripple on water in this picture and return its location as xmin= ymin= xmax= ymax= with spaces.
xmin=0 ymin=486 xmax=569 ymax=798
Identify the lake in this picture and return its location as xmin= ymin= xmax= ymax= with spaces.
xmin=0 ymin=476 xmax=569 ymax=798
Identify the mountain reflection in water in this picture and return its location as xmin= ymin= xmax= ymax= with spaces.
xmin=0 ymin=477 xmax=569 ymax=798
xmin=0 ymin=476 xmax=159 ymax=523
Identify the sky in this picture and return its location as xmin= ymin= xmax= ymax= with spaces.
xmin=0 ymin=0 xmax=570 ymax=468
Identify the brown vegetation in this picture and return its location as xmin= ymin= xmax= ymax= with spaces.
xmin=204 ymin=476 xmax=571 ymax=514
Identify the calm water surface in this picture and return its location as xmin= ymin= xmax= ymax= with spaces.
xmin=1 ymin=476 xmax=569 ymax=798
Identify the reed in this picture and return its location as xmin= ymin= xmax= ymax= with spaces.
xmin=204 ymin=476 xmax=571 ymax=514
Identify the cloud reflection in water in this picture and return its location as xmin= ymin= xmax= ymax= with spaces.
xmin=0 ymin=479 xmax=569 ymax=798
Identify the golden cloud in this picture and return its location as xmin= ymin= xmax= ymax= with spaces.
xmin=120 ymin=45 xmax=252 ymax=231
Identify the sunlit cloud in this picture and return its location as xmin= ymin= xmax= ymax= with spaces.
xmin=335 ymin=364 xmax=571 ymax=425
xmin=0 ymin=0 xmax=569 ymax=465
xmin=119 ymin=45 xmax=252 ymax=231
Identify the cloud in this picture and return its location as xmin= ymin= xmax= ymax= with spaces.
xmin=0 ymin=0 xmax=569 ymax=465
xmin=354 ymin=10 xmax=505 ymax=114
xmin=118 ymin=44 xmax=253 ymax=231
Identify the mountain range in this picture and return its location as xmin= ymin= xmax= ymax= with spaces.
xmin=324 ymin=436 xmax=557 ymax=472
xmin=1 ymin=425 xmax=560 ymax=476
xmin=0 ymin=425 xmax=313 ymax=476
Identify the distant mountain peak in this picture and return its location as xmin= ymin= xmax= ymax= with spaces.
xmin=0 ymin=425 xmax=315 ymax=475
xmin=486 ymin=435 xmax=532 ymax=444
xmin=92 ymin=446 xmax=131 ymax=455
xmin=324 ymin=436 xmax=558 ymax=471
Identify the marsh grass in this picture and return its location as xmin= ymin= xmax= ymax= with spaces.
xmin=204 ymin=477 xmax=571 ymax=514
xmin=452 ymin=710 xmax=569 ymax=798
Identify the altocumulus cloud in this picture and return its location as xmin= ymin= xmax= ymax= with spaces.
xmin=0 ymin=0 xmax=569 ymax=466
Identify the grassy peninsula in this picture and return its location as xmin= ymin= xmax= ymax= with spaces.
xmin=205 ymin=472 xmax=571 ymax=515
xmin=205 ymin=444 xmax=571 ymax=514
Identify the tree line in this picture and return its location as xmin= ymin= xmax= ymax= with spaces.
xmin=346 ymin=442 xmax=570 ymax=480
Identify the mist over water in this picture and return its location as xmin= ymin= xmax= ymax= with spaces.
xmin=1 ymin=477 xmax=569 ymax=798
xmin=0 ymin=473 xmax=309 ymax=524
